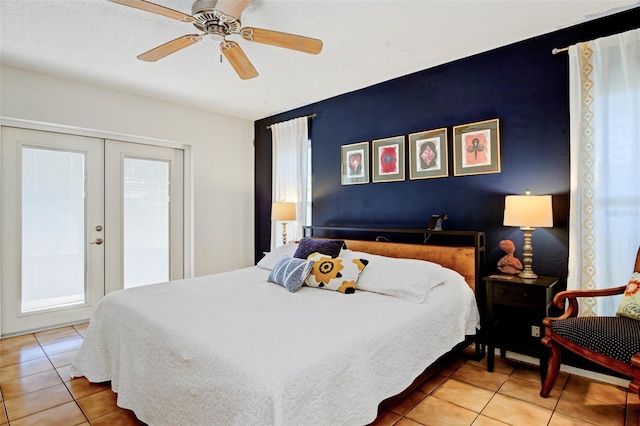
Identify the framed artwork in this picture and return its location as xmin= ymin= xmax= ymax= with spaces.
xmin=341 ymin=141 xmax=369 ymax=185
xmin=372 ymin=136 xmax=405 ymax=183
xmin=408 ymin=128 xmax=448 ymax=180
xmin=453 ymin=118 xmax=501 ymax=176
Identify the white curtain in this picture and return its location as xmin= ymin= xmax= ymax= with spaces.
xmin=270 ymin=116 xmax=309 ymax=249
xmin=568 ymin=28 xmax=640 ymax=316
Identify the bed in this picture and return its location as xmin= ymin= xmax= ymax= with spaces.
xmin=70 ymin=238 xmax=481 ymax=425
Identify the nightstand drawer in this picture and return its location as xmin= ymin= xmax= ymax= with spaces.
xmin=492 ymin=282 xmax=545 ymax=307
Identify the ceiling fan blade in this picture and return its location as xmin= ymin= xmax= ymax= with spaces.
xmin=108 ymin=0 xmax=195 ymax=23
xmin=137 ymin=35 xmax=202 ymax=62
xmin=240 ymin=27 xmax=323 ymax=55
xmin=215 ymin=0 xmax=252 ymax=19
xmin=220 ymin=41 xmax=258 ymax=80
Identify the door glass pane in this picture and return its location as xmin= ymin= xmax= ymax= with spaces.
xmin=124 ymin=157 xmax=169 ymax=288
xmin=22 ymin=147 xmax=86 ymax=312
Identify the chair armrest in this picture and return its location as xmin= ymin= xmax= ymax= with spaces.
xmin=545 ymin=285 xmax=627 ymax=321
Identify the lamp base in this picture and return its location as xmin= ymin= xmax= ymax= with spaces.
xmin=519 ymin=226 xmax=538 ymax=279
xmin=281 ymin=222 xmax=288 ymax=245
xmin=518 ymin=270 xmax=538 ymax=279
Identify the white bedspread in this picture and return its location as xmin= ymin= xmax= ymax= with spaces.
xmin=70 ymin=266 xmax=479 ymax=426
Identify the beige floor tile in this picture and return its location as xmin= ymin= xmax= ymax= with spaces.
xmin=4 ymin=383 xmax=73 ymax=422
xmin=406 ymin=395 xmax=477 ymax=426
xmin=10 ymin=401 xmax=86 ymax=426
xmin=49 ymin=349 xmax=79 ymax=368
xmin=417 ymin=373 xmax=447 ymax=394
xmin=370 ymin=410 xmax=402 ymax=426
xmin=390 ymin=390 xmax=427 ymax=415
xmin=76 ymin=389 xmax=119 ymax=420
xmin=627 ymin=390 xmax=640 ymax=410
xmin=0 ymin=335 xmax=39 ymax=356
xmin=466 ymin=355 xmax=516 ymax=375
xmin=451 ymin=363 xmax=509 ymax=392
xmin=471 ymin=414 xmax=509 ymax=425
xmin=498 ymin=375 xmax=560 ymax=410
xmin=56 ymin=365 xmax=73 ymax=383
xmin=563 ymin=375 xmax=627 ymax=406
xmin=65 ymin=377 xmax=111 ymax=400
xmin=625 ymin=407 xmax=638 ymax=426
xmin=395 ymin=417 xmax=423 ymax=426
xmin=482 ymin=393 xmax=553 ymax=425
xmin=0 ymin=369 xmax=62 ymax=400
xmin=431 ymin=378 xmax=494 ymax=413
xmin=0 ymin=357 xmax=53 ymax=383
xmin=88 ymin=408 xmax=143 ymax=426
xmin=0 ymin=403 xmax=7 ymax=425
xmin=511 ymin=364 xmax=541 ymax=382
xmin=548 ymin=411 xmax=599 ymax=425
xmin=553 ymin=371 xmax=570 ymax=390
xmin=72 ymin=323 xmax=90 ymax=337
xmin=34 ymin=327 xmax=80 ymax=346
xmin=555 ymin=390 xmax=625 ymax=425
xmin=41 ymin=337 xmax=84 ymax=357
xmin=512 ymin=364 xmax=570 ymax=390
xmin=440 ymin=357 xmax=468 ymax=377
xmin=0 ymin=346 xmax=46 ymax=368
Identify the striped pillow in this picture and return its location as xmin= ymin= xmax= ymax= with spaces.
xmin=268 ymin=256 xmax=315 ymax=293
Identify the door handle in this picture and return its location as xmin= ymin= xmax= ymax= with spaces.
xmin=91 ymin=238 xmax=104 ymax=245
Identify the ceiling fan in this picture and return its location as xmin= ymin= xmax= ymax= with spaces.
xmin=108 ymin=0 xmax=323 ymax=80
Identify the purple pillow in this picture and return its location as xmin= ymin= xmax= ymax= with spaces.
xmin=293 ymin=238 xmax=345 ymax=259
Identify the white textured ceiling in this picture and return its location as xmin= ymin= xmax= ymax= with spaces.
xmin=1 ymin=0 xmax=638 ymax=121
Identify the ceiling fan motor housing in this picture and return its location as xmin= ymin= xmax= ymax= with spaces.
xmin=192 ymin=0 xmax=240 ymax=36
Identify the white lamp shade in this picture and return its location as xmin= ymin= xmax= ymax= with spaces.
xmin=271 ymin=202 xmax=296 ymax=221
xmin=504 ymin=193 xmax=553 ymax=228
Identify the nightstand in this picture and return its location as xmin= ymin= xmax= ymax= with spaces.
xmin=483 ymin=274 xmax=562 ymax=372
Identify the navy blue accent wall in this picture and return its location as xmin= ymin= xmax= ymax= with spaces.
xmin=254 ymin=8 xmax=639 ymax=277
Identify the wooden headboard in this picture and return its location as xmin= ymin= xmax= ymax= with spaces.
xmin=342 ymin=239 xmax=478 ymax=293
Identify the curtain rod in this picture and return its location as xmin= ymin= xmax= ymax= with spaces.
xmin=552 ymin=46 xmax=569 ymax=55
xmin=266 ymin=113 xmax=317 ymax=129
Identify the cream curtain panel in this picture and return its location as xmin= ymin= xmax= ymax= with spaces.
xmin=568 ymin=28 xmax=640 ymax=316
xmin=270 ymin=116 xmax=309 ymax=249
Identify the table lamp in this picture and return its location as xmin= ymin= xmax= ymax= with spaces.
xmin=503 ymin=190 xmax=553 ymax=279
xmin=272 ymin=202 xmax=297 ymax=245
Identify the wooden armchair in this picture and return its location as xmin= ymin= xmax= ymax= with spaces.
xmin=540 ymin=247 xmax=640 ymax=397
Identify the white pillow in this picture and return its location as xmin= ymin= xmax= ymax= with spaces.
xmin=342 ymin=250 xmax=446 ymax=303
xmin=257 ymin=243 xmax=299 ymax=270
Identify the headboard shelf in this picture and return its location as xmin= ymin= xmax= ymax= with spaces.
xmin=303 ymin=225 xmax=484 ymax=241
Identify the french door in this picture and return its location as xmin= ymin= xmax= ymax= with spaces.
xmin=0 ymin=127 xmax=184 ymax=335
xmin=104 ymin=140 xmax=184 ymax=294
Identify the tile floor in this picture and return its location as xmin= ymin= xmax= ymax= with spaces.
xmin=0 ymin=324 xmax=637 ymax=426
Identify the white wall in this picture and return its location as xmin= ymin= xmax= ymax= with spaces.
xmin=0 ymin=64 xmax=254 ymax=276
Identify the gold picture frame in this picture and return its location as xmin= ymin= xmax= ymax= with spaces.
xmin=372 ymin=136 xmax=405 ymax=183
xmin=341 ymin=141 xmax=369 ymax=185
xmin=408 ymin=128 xmax=448 ymax=180
xmin=453 ymin=118 xmax=501 ymax=176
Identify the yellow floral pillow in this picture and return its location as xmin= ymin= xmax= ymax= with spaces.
xmin=305 ymin=252 xmax=368 ymax=294
xmin=616 ymin=272 xmax=640 ymax=320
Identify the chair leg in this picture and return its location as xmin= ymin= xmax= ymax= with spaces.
xmin=630 ymin=354 xmax=640 ymax=394
xmin=540 ymin=337 xmax=560 ymax=398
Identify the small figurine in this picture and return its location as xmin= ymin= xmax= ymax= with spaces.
xmin=497 ymin=239 xmax=523 ymax=275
